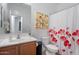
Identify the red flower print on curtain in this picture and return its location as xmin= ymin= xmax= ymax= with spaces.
xmin=51 ymin=37 xmax=57 ymax=43
xmin=64 ymin=40 xmax=69 ymax=47
xmin=72 ymin=32 xmax=77 ymax=36
xmin=76 ymin=39 xmax=79 ymax=46
xmin=66 ymin=31 xmax=71 ymax=37
xmin=60 ymin=36 xmax=67 ymax=41
xmin=48 ymin=29 xmax=53 ymax=32
xmin=62 ymin=49 xmax=65 ymax=52
xmin=68 ymin=44 xmax=71 ymax=49
xmin=48 ymin=28 xmax=76 ymax=54
xmin=57 ymin=29 xmax=65 ymax=35
xmin=48 ymin=33 xmax=54 ymax=37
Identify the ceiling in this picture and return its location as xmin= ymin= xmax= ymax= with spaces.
xmin=26 ymin=3 xmax=79 ymax=15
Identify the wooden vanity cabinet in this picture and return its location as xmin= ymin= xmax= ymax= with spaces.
xmin=0 ymin=45 xmax=18 ymax=55
xmin=0 ymin=41 xmax=36 ymax=55
xmin=20 ymin=41 xmax=36 ymax=55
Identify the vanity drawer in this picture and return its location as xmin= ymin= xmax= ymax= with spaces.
xmin=0 ymin=45 xmax=18 ymax=55
xmin=20 ymin=41 xmax=36 ymax=55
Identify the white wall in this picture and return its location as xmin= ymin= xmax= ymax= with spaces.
xmin=30 ymin=3 xmax=77 ymax=15
xmin=31 ymin=4 xmax=49 ymax=41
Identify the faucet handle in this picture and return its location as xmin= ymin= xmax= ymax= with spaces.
xmin=17 ymin=34 xmax=20 ymax=39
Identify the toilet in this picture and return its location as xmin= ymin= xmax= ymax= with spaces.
xmin=45 ymin=44 xmax=59 ymax=55
xmin=41 ymin=37 xmax=59 ymax=55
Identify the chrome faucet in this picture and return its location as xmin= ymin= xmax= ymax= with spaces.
xmin=17 ymin=34 xmax=20 ymax=39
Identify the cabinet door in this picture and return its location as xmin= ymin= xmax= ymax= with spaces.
xmin=0 ymin=45 xmax=18 ymax=55
xmin=20 ymin=41 xmax=36 ymax=55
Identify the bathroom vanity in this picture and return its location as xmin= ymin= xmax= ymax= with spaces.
xmin=0 ymin=41 xmax=36 ymax=55
xmin=0 ymin=3 xmax=36 ymax=55
xmin=0 ymin=33 xmax=37 ymax=55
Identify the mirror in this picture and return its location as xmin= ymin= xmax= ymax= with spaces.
xmin=10 ymin=15 xmax=23 ymax=33
xmin=0 ymin=3 xmax=31 ymax=34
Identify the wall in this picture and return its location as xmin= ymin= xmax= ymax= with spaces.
xmin=7 ymin=3 xmax=31 ymax=33
xmin=31 ymin=4 xmax=49 ymax=42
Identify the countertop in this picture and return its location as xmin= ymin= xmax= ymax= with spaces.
xmin=0 ymin=33 xmax=37 ymax=48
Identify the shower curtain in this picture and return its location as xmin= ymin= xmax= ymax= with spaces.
xmin=49 ymin=5 xmax=79 ymax=55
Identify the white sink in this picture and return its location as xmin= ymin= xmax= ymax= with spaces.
xmin=9 ymin=36 xmax=30 ymax=42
